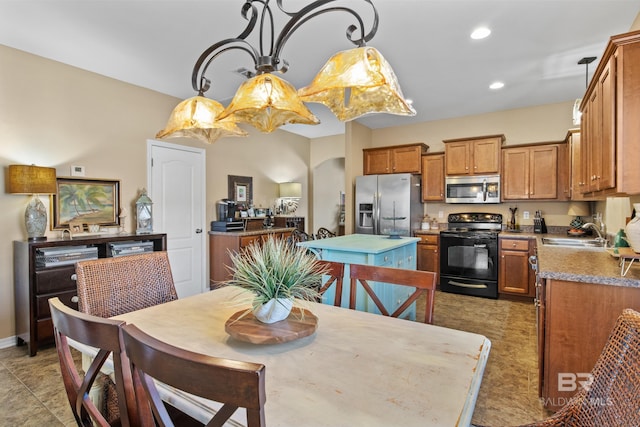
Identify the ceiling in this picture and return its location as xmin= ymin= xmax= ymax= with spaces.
xmin=1 ymin=1 xmax=638 ymax=139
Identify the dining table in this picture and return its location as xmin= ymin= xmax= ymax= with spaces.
xmin=104 ymin=286 xmax=491 ymax=426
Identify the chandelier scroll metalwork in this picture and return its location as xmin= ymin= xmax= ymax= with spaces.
xmin=156 ymin=0 xmax=415 ymax=144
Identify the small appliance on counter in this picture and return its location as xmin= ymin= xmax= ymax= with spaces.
xmin=211 ymin=221 xmax=244 ymax=232
xmin=216 ymin=199 xmax=238 ymax=222
xmin=533 ymin=210 xmax=547 ymax=234
xmin=212 ymin=199 xmax=244 ymax=231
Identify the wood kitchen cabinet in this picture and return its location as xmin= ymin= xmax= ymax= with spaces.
xmin=579 ymin=30 xmax=640 ymax=196
xmin=421 ymin=153 xmax=444 ymax=201
xmin=582 ymin=56 xmax=615 ymax=193
xmin=502 ymin=143 xmax=566 ymax=201
xmin=13 ymin=233 xmax=167 ymax=356
xmin=498 ymin=237 xmax=534 ymax=297
xmin=443 ymin=134 xmax=504 ymax=176
xmin=274 ymin=216 xmax=304 ymax=233
xmin=566 ymin=129 xmax=589 ymax=200
xmin=539 ymin=279 xmax=640 ymax=410
xmin=416 ymin=233 xmax=439 ymax=285
xmin=209 ymin=229 xmax=290 ymax=286
xmin=363 ymin=143 xmax=429 ymax=175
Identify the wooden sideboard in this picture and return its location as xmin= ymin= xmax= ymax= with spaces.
xmin=14 ymin=233 xmax=167 ymax=356
xmin=209 ymin=229 xmax=293 ymax=287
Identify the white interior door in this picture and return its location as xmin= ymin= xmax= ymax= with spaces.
xmin=147 ymin=140 xmax=206 ymax=297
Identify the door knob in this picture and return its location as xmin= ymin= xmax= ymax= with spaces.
xmin=195 ymin=228 xmax=203 ymax=234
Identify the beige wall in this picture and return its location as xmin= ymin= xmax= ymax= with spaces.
xmin=372 ymin=101 xmax=575 ymax=151
xmin=0 ymin=45 xmax=310 ymax=342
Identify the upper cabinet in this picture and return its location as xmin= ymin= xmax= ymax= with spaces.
xmin=421 ymin=153 xmax=445 ymax=201
xmin=566 ymin=129 xmax=589 ymax=200
xmin=502 ymin=143 xmax=568 ymax=201
xmin=579 ymin=30 xmax=640 ymax=196
xmin=363 ymin=143 xmax=429 ymax=175
xmin=443 ymin=135 xmax=504 ymax=176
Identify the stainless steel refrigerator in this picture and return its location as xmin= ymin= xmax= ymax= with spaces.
xmin=355 ymin=173 xmax=422 ymax=236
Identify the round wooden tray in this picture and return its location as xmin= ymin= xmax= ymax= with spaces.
xmin=225 ymin=307 xmax=318 ymax=344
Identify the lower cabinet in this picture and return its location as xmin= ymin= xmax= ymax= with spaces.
xmin=209 ymin=230 xmax=289 ymax=287
xmin=416 ymin=233 xmax=439 ymax=284
xmin=498 ymin=237 xmax=535 ymax=297
xmin=539 ymin=279 xmax=640 ymax=410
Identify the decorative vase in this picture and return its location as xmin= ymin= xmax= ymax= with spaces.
xmin=253 ymin=298 xmax=293 ymax=324
xmin=625 ymin=204 xmax=640 ymax=253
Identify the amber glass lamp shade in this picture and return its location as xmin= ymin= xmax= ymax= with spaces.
xmin=156 ymin=96 xmax=248 ymax=144
xmin=7 ymin=165 xmax=57 ymax=241
xmin=298 ymin=47 xmax=416 ymax=121
xmin=219 ymin=74 xmax=320 ymax=133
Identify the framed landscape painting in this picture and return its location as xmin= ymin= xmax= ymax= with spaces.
xmin=52 ymin=177 xmax=120 ymax=230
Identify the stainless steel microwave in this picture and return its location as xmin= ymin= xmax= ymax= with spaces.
xmin=445 ymin=175 xmax=500 ymax=204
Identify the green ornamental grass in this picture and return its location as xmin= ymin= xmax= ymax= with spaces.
xmin=226 ymin=235 xmax=327 ymax=310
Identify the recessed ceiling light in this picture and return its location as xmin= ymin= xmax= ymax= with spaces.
xmin=489 ymin=82 xmax=504 ymax=90
xmin=471 ymin=27 xmax=491 ymax=40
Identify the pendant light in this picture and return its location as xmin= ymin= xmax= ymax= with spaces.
xmin=156 ymin=0 xmax=415 ymax=143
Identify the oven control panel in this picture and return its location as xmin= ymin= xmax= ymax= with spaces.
xmin=447 ymin=213 xmax=502 ymax=224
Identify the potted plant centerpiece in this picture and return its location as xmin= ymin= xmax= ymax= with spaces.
xmin=225 ymin=236 xmax=327 ymax=324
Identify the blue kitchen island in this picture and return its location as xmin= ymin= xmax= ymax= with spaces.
xmin=298 ymin=234 xmax=420 ymax=320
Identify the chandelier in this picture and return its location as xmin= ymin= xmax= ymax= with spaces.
xmin=156 ymin=0 xmax=416 ymax=144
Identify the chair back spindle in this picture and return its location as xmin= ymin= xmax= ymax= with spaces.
xmin=122 ymin=324 xmax=267 ymax=427
xmin=349 ymin=264 xmax=436 ymax=324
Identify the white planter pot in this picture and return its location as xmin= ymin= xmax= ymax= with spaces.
xmin=625 ymin=204 xmax=640 ymax=253
xmin=253 ymin=298 xmax=293 ymax=324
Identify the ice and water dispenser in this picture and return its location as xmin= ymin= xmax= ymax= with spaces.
xmin=359 ymin=203 xmax=373 ymax=228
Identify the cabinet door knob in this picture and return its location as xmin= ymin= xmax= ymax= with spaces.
xmin=71 ymin=274 xmax=77 ymax=281
xmin=512 ymin=243 xmax=517 ymax=247
xmin=195 ymin=228 xmax=203 ymax=234
xmin=71 ymin=296 xmax=79 ymax=303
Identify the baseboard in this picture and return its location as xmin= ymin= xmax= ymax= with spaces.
xmin=0 ymin=336 xmax=16 ymax=349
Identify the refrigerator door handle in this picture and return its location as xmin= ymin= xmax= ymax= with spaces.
xmin=373 ymin=192 xmax=379 ymax=234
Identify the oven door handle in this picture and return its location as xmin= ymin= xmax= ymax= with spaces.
xmin=473 ymin=244 xmax=487 ymax=248
xmin=448 ymin=280 xmax=488 ymax=289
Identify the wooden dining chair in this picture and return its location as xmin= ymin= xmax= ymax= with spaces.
xmin=315 ymin=227 xmax=336 ymax=239
xmin=49 ymin=297 xmax=140 ymax=427
xmin=316 ymin=260 xmax=345 ymax=306
xmin=75 ymin=251 xmax=178 ymax=318
xmin=508 ymin=308 xmax=640 ymax=427
xmin=348 ymin=264 xmax=437 ymax=324
xmin=121 ymin=324 xmax=267 ymax=427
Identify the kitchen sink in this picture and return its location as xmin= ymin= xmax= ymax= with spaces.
xmin=541 ymin=237 xmax=606 ymax=248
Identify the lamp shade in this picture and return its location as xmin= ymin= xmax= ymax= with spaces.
xmin=567 ymin=202 xmax=590 ymax=217
xmin=279 ymin=182 xmax=302 ymax=198
xmin=156 ymin=96 xmax=248 ymax=144
xmin=219 ymin=74 xmax=319 ymax=133
xmin=7 ymin=165 xmax=56 ymax=194
xmin=297 ymin=47 xmax=416 ymax=121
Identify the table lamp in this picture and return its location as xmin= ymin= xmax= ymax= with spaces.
xmin=6 ymin=165 xmax=57 ymax=240
xmin=279 ymin=182 xmax=301 ymax=215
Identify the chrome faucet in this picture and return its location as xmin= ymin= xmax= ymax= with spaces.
xmin=582 ymin=222 xmax=605 ymax=242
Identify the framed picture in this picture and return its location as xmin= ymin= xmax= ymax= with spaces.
xmin=52 ymin=177 xmax=121 ymax=230
xmin=227 ymin=175 xmax=252 ymax=205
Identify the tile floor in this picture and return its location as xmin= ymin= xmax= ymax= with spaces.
xmin=0 ymin=290 xmax=553 ymax=426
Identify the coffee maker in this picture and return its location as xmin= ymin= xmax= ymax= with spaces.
xmin=211 ymin=199 xmax=244 ymax=232
xmin=216 ymin=199 xmax=237 ymax=222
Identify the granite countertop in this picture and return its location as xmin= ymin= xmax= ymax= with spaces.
xmin=208 ymin=227 xmax=294 ymax=237
xmin=535 ymin=236 xmax=640 ymax=288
